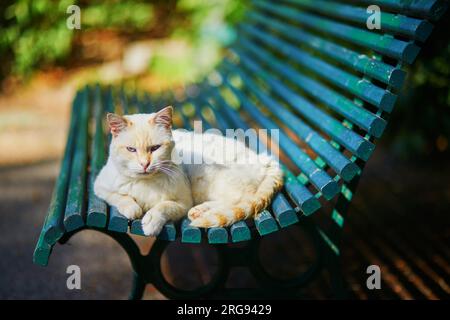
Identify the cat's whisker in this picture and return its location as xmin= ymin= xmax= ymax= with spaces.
xmin=160 ymin=167 xmax=178 ymax=177
xmin=148 ymin=162 xmax=180 ymax=180
xmin=158 ymin=167 xmax=178 ymax=182
xmin=164 ymin=164 xmax=187 ymax=176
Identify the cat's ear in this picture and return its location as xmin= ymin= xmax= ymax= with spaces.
xmin=152 ymin=106 xmax=173 ymax=129
xmin=107 ymin=113 xmax=128 ymax=137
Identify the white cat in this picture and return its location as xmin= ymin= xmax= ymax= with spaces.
xmin=94 ymin=106 xmax=283 ymax=236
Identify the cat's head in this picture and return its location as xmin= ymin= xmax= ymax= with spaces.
xmin=107 ymin=106 xmax=175 ymax=178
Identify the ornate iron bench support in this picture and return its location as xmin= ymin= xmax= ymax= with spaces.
xmin=58 ymin=219 xmax=342 ymax=299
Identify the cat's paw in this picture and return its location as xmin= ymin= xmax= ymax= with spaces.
xmin=188 ymin=201 xmax=232 ymax=227
xmin=142 ymin=211 xmax=166 ymax=236
xmin=188 ymin=202 xmax=214 ymax=220
xmin=118 ymin=201 xmax=142 ymax=220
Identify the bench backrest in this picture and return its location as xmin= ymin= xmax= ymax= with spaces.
xmin=165 ymin=0 xmax=447 ymax=248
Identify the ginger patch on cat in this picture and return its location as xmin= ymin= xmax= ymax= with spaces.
xmin=232 ymin=207 xmax=246 ymax=220
xmin=216 ymin=214 xmax=228 ymax=226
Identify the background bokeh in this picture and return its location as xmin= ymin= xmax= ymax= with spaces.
xmin=0 ymin=0 xmax=246 ymax=165
xmin=0 ymin=0 xmax=448 ymax=299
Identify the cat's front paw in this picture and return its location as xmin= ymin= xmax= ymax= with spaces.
xmin=118 ymin=202 xmax=142 ymax=220
xmin=141 ymin=211 xmax=166 ymax=236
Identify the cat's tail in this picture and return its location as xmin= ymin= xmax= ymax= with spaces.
xmin=188 ymin=159 xmax=284 ymax=228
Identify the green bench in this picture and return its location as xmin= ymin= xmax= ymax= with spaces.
xmin=33 ymin=0 xmax=447 ymax=299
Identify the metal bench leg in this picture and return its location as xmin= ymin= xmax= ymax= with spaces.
xmin=326 ymin=250 xmax=348 ymax=299
xmin=129 ymin=271 xmax=146 ymax=300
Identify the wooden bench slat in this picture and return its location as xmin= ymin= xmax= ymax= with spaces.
xmin=350 ymin=0 xmax=448 ymax=21
xmin=33 ymin=235 xmax=53 ymax=267
xmin=210 ymin=86 xmax=268 ymax=155
xmin=199 ymin=95 xmax=231 ymax=133
xmin=40 ymin=91 xmax=80 ymax=245
xmin=210 ymin=89 xmax=251 ymax=130
xmin=129 ymin=219 xmax=144 ymax=235
xmin=136 ymin=91 xmax=146 ymax=113
xmin=240 ymin=25 xmax=397 ymax=113
xmin=130 ymin=219 xmax=177 ymax=241
xmin=230 ymin=221 xmax=252 ymax=242
xmin=191 ymin=99 xmax=213 ymax=130
xmin=254 ymin=0 xmax=421 ymax=64
xmin=143 ymin=93 xmax=153 ymax=112
xmin=159 ymin=223 xmax=177 ymax=241
xmin=248 ymin=11 xmax=406 ymax=89
xmin=228 ymin=63 xmax=360 ymax=182
xmin=220 ymin=69 xmax=340 ymax=200
xmin=87 ymin=85 xmax=108 ymax=227
xmin=233 ymin=51 xmax=377 ymax=159
xmin=284 ymin=170 xmax=321 ymax=215
xmin=176 ymin=104 xmax=193 ymax=130
xmin=181 ymin=218 xmax=202 ymax=243
xmin=271 ymin=193 xmax=299 ymax=227
xmin=237 ymin=37 xmax=387 ymax=138
xmin=119 ymin=87 xmax=129 ymax=114
xmin=226 ymin=55 xmax=375 ymax=162
xmin=254 ymin=210 xmax=279 ymax=236
xmin=207 ymin=227 xmax=229 ymax=244
xmin=240 ymin=25 xmax=396 ymax=121
xmin=63 ymin=87 xmax=89 ymax=232
xmin=108 ymin=206 xmax=129 ymax=233
xmin=282 ymin=0 xmax=433 ymax=41
xmin=129 ymin=94 xmax=140 ymax=113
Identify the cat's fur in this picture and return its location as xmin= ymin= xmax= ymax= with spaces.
xmin=94 ymin=106 xmax=283 ymax=236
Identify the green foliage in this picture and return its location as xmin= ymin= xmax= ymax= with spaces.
xmin=82 ymin=2 xmax=153 ymax=30
xmin=0 ymin=1 xmax=155 ymax=78
xmin=1 ymin=0 xmax=75 ymax=76
xmin=0 ymin=0 xmax=245 ymax=81
xmin=175 ymin=0 xmax=245 ymax=44
xmin=146 ymin=0 xmax=246 ymax=85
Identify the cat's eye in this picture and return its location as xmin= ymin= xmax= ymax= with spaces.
xmin=149 ymin=144 xmax=161 ymax=152
xmin=126 ymin=146 xmax=136 ymax=152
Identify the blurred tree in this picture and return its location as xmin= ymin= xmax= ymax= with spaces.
xmin=0 ymin=0 xmax=245 ymax=80
xmin=1 ymin=0 xmax=76 ymax=77
xmin=0 ymin=0 xmax=157 ymax=78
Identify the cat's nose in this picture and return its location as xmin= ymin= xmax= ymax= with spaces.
xmin=141 ymin=162 xmax=150 ymax=171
